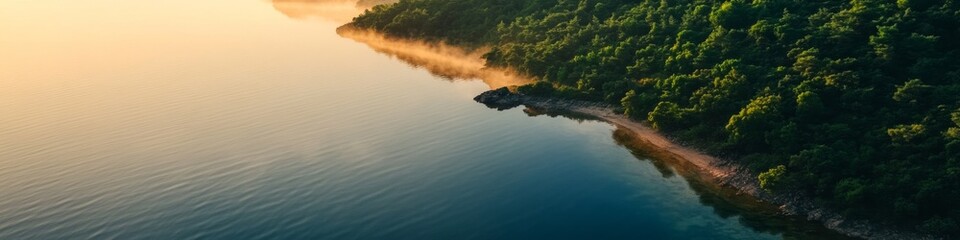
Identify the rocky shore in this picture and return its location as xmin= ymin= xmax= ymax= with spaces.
xmin=475 ymin=87 xmax=938 ymax=240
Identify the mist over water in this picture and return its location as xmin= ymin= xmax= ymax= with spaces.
xmin=338 ymin=27 xmax=534 ymax=89
xmin=0 ymin=1 xmax=847 ymax=239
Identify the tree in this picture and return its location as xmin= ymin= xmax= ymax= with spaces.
xmin=946 ymin=110 xmax=960 ymax=139
xmin=888 ymin=124 xmax=926 ymax=144
xmin=710 ymin=0 xmax=756 ymax=29
xmin=648 ymin=101 xmax=685 ymax=131
xmin=759 ymin=165 xmax=787 ymax=191
xmin=795 ymin=91 xmax=824 ymax=121
xmin=893 ymin=79 xmax=931 ymax=105
xmin=726 ymin=94 xmax=783 ymax=150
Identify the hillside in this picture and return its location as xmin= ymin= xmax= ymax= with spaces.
xmin=350 ymin=0 xmax=960 ymax=236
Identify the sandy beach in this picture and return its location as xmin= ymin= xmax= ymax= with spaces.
xmin=475 ymin=89 xmax=935 ymax=240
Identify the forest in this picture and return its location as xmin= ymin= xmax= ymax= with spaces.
xmin=350 ymin=0 xmax=960 ymax=236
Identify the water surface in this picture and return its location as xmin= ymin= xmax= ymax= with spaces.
xmin=0 ymin=1 xmax=847 ymax=239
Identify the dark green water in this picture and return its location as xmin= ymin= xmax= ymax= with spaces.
xmin=0 ymin=1 xmax=849 ymax=239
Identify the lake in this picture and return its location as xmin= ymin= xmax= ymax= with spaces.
xmin=0 ymin=1 xmax=847 ymax=239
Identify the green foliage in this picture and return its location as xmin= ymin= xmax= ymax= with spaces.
xmin=648 ymin=101 xmax=685 ymax=131
xmin=354 ymin=0 xmax=960 ymax=236
xmin=758 ymin=165 xmax=787 ymax=192
xmin=621 ymin=90 xmax=654 ymax=119
xmin=795 ymin=91 xmax=824 ymax=120
xmin=947 ymin=110 xmax=960 ymax=139
xmin=888 ymin=124 xmax=926 ymax=143
xmin=726 ymin=94 xmax=783 ymax=150
xmin=893 ymin=79 xmax=931 ymax=105
xmin=516 ymin=81 xmax=555 ymax=96
xmin=947 ymin=128 xmax=960 ymax=139
xmin=351 ymin=0 xmax=558 ymax=46
xmin=834 ymin=178 xmax=869 ymax=209
xmin=710 ymin=0 xmax=756 ymax=29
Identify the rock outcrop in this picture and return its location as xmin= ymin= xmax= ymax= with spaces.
xmin=473 ymin=87 xmax=524 ymax=110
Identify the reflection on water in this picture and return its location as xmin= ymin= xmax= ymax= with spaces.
xmin=271 ymin=0 xmax=533 ymax=89
xmin=609 ymin=128 xmax=849 ymax=239
xmin=270 ymin=0 xmax=397 ymax=23
xmin=337 ymin=27 xmax=534 ymax=89
xmin=521 ymin=107 xmax=853 ymax=239
xmin=0 ymin=0 xmax=853 ymax=239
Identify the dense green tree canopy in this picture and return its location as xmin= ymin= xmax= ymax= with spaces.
xmin=352 ymin=0 xmax=960 ymax=236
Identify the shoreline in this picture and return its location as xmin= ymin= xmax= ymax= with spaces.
xmin=475 ymin=88 xmax=935 ymax=240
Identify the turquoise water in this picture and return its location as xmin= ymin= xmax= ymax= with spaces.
xmin=0 ymin=1 xmax=847 ymax=239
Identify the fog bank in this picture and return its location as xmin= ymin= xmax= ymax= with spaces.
xmin=337 ymin=27 xmax=534 ymax=89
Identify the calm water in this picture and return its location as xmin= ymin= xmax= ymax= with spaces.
xmin=0 ymin=1 xmax=847 ymax=239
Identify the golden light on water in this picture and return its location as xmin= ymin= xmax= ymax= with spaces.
xmin=1 ymin=0 xmax=522 ymax=89
xmin=268 ymin=0 xmax=533 ymax=89
xmin=2 ymin=1 xmax=289 ymax=80
xmin=0 ymin=0 xmax=520 ymax=152
xmin=337 ymin=27 xmax=534 ymax=89
xmin=271 ymin=0 xmax=368 ymax=23
xmin=0 ymin=0 xmax=382 ymax=144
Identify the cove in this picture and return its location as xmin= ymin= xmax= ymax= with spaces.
xmin=0 ymin=1 xmax=850 ymax=239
